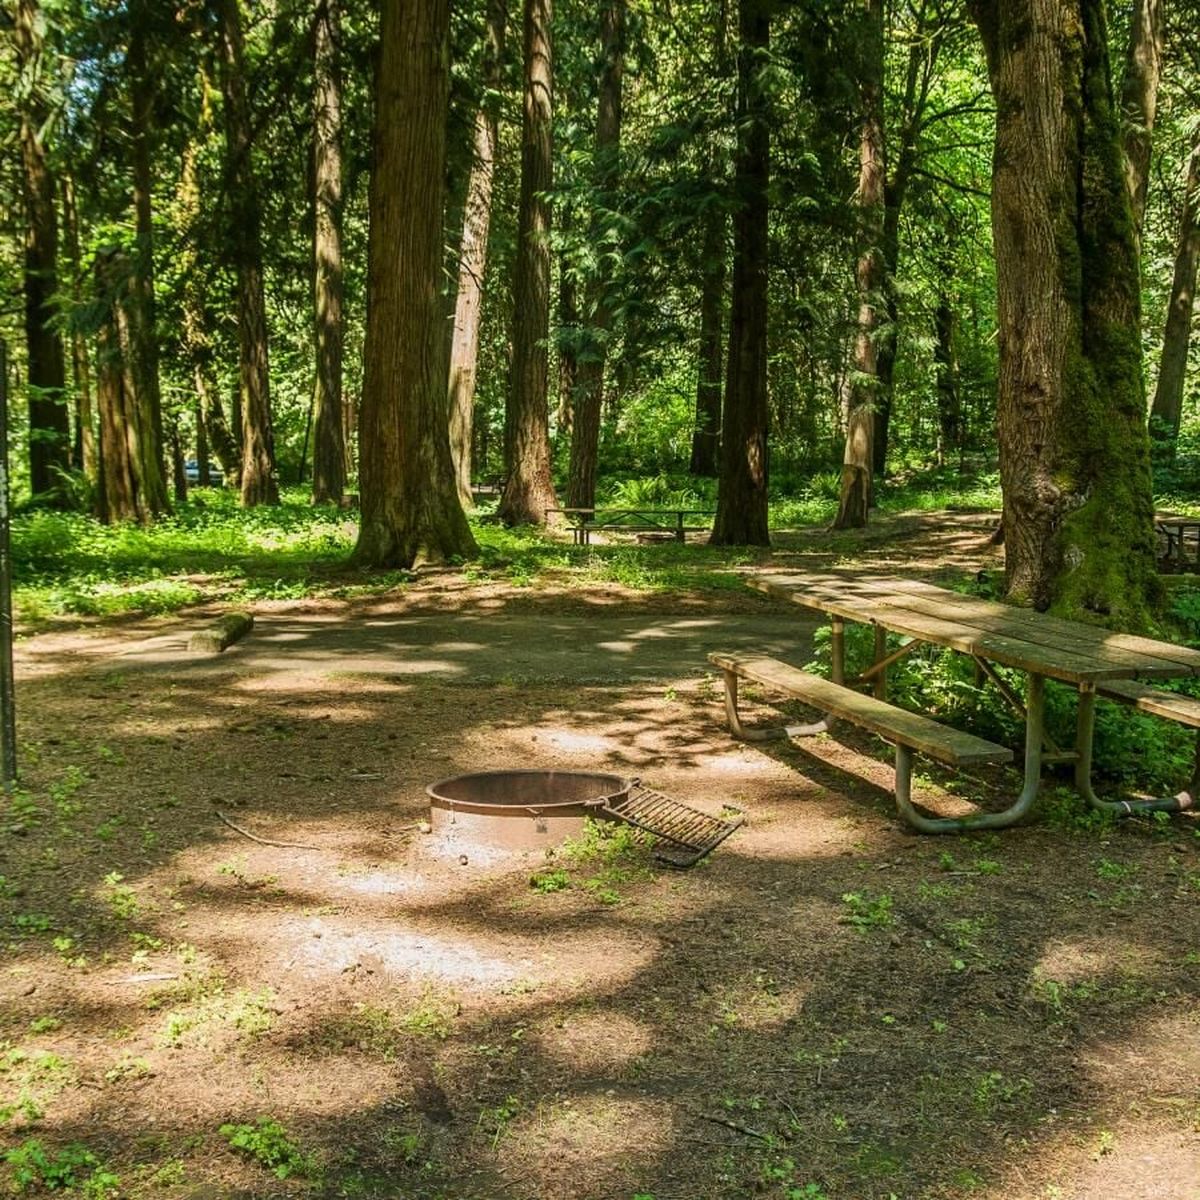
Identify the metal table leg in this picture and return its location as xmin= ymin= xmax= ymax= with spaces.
xmin=893 ymin=673 xmax=1046 ymax=833
xmin=1074 ymin=682 xmax=1197 ymax=815
xmin=721 ymin=669 xmax=834 ymax=741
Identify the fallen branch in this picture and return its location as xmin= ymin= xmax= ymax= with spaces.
xmin=698 ymin=1113 xmax=772 ymax=1141
xmin=215 ymin=810 xmax=322 ymax=851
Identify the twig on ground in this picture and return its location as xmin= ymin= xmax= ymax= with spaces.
xmin=214 ymin=810 xmax=322 ymax=850
xmin=698 ymin=1113 xmax=772 ymax=1141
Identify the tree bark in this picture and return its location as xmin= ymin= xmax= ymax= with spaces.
xmin=556 ymin=229 xmax=578 ymax=440
xmin=566 ymin=0 xmax=626 ymax=511
xmin=179 ymin=132 xmax=240 ymax=482
xmin=215 ymin=0 xmax=279 ymax=507
xmin=833 ymin=0 xmax=885 ymax=531
xmin=1149 ymin=135 xmax=1200 ymax=440
xmin=690 ymin=197 xmax=725 ymax=477
xmin=127 ymin=18 xmax=169 ymax=516
xmin=933 ymin=289 xmax=960 ymax=464
xmin=14 ymin=0 xmax=71 ymax=504
xmin=448 ymin=0 xmax=507 ymax=511
xmin=971 ymin=0 xmax=1160 ymax=628
xmin=61 ymin=172 xmax=95 ymax=483
xmin=498 ymin=0 xmax=560 ymax=526
xmin=352 ymin=0 xmax=477 ymax=567
xmin=94 ymin=251 xmax=154 ymax=525
xmin=311 ymin=0 xmax=345 ymax=505
xmin=710 ymin=0 xmax=770 ymax=547
xmin=1118 ymin=0 xmax=1163 ymax=239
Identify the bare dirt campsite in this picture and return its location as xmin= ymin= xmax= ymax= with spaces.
xmin=3 ymin=516 xmax=1198 ymax=1200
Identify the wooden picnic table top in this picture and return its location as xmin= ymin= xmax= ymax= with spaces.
xmin=749 ymin=572 xmax=1200 ymax=686
xmin=548 ymin=507 xmax=715 ymax=518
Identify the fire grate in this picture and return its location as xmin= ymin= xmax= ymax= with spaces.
xmin=603 ymin=781 xmax=744 ymax=869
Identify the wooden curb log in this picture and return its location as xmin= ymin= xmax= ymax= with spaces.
xmin=189 ymin=611 xmax=254 ymax=654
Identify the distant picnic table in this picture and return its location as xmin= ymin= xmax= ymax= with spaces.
xmin=549 ymin=507 xmax=715 ymax=546
xmin=1156 ymin=518 xmax=1200 ymax=572
xmin=715 ymin=572 xmax=1200 ymax=833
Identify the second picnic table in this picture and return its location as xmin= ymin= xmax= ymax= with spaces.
xmin=747 ymin=571 xmax=1200 ymax=829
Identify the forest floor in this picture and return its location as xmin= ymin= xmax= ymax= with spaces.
xmin=2 ymin=509 xmax=1199 ymax=1200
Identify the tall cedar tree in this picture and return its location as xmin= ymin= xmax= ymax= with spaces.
xmin=971 ymin=0 xmax=1160 ymax=627
xmin=353 ymin=0 xmax=477 ymax=566
xmin=311 ymin=0 xmax=345 ymax=505
xmin=61 ymin=172 xmax=95 ymax=481
xmin=710 ymin=0 xmax=770 ymax=546
xmin=498 ymin=0 xmax=560 ymax=526
xmin=565 ymin=0 xmax=625 ymax=510
xmin=833 ymin=0 xmax=886 ymax=529
xmin=1118 ymin=0 xmax=1163 ymax=240
xmin=448 ymin=0 xmax=507 ymax=509
xmin=215 ymin=0 xmax=279 ymax=506
xmin=1150 ymin=131 xmax=1200 ymax=440
xmin=126 ymin=13 xmax=169 ymax=515
xmin=690 ymin=189 xmax=725 ymax=477
xmin=14 ymin=0 xmax=71 ymax=503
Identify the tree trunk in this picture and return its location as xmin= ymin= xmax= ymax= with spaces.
xmin=971 ymin=0 xmax=1160 ymax=628
xmin=448 ymin=0 xmax=507 ymax=511
xmin=311 ymin=0 xmax=345 ymax=505
xmin=933 ymin=290 xmax=960 ymax=463
xmin=710 ymin=0 xmax=770 ymax=547
xmin=215 ymin=0 xmax=279 ymax=507
xmin=1149 ymin=135 xmax=1200 ymax=440
xmin=690 ymin=198 xmax=725 ymax=477
xmin=127 ymin=20 xmax=170 ymax=516
xmin=179 ymin=133 xmax=240 ymax=483
xmin=556 ymin=233 xmax=578 ymax=439
xmin=1118 ymin=0 xmax=1163 ymax=239
xmin=94 ymin=251 xmax=154 ymax=525
xmin=498 ymin=0 xmax=559 ymax=526
xmin=195 ymin=397 xmax=210 ymax=486
xmin=61 ymin=172 xmax=96 ymax=483
xmin=833 ymin=0 xmax=885 ymax=531
xmin=352 ymin=0 xmax=477 ymax=566
xmin=14 ymin=0 xmax=71 ymax=505
xmin=170 ymin=420 xmax=188 ymax=503
xmin=566 ymin=0 xmax=626 ymax=511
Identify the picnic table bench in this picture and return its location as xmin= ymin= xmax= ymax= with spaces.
xmin=549 ymin=507 xmax=715 ymax=546
xmin=712 ymin=572 xmax=1200 ymax=833
xmin=1155 ymin=518 xmax=1200 ymax=572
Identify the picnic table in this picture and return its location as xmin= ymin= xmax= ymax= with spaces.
xmin=549 ymin=507 xmax=715 ymax=546
xmin=1156 ymin=518 xmax=1200 ymax=572
xmin=741 ymin=572 xmax=1200 ymax=831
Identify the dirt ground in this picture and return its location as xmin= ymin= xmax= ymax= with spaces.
xmin=2 ymin=512 xmax=1199 ymax=1200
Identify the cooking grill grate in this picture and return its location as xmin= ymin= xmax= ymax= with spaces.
xmin=604 ymin=783 xmax=743 ymax=869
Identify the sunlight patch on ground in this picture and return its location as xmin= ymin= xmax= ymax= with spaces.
xmin=534 ymin=1010 xmax=654 ymax=1071
xmin=275 ymin=918 xmax=520 ymax=985
xmin=543 ymin=728 xmax=617 ymax=753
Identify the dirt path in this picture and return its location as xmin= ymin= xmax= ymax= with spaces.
xmin=2 ymin=521 xmax=1198 ymax=1200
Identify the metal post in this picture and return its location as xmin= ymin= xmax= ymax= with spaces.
xmin=0 ymin=342 xmax=16 ymax=788
xmin=872 ymin=625 xmax=887 ymax=699
xmin=831 ymin=617 xmax=845 ymax=685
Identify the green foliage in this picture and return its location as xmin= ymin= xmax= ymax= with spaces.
xmin=219 ymin=1117 xmax=313 ymax=1179
xmin=3 ymin=1139 xmax=118 ymax=1196
xmin=840 ymin=891 xmax=894 ymax=930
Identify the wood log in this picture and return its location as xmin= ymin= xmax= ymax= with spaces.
xmin=188 ymin=611 xmax=254 ymax=654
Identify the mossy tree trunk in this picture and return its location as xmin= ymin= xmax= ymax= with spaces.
xmin=215 ymin=0 xmax=279 ymax=507
xmin=311 ymin=0 xmax=346 ymax=506
xmin=971 ymin=0 xmax=1160 ymax=629
xmin=1117 ymin=0 xmax=1163 ymax=241
xmin=833 ymin=0 xmax=885 ymax=532
xmin=15 ymin=0 xmax=71 ymax=505
xmin=61 ymin=172 xmax=95 ymax=483
xmin=127 ymin=16 xmax=169 ymax=517
xmin=689 ymin=188 xmax=725 ymax=478
xmin=448 ymin=0 xmax=506 ymax=511
xmin=710 ymin=0 xmax=770 ymax=546
xmin=353 ymin=0 xmax=477 ymax=568
xmin=499 ymin=0 xmax=559 ymax=526
xmin=1149 ymin=133 xmax=1200 ymax=442
xmin=566 ymin=0 xmax=626 ymax=511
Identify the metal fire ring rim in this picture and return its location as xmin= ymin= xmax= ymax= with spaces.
xmin=425 ymin=769 xmax=634 ymax=818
